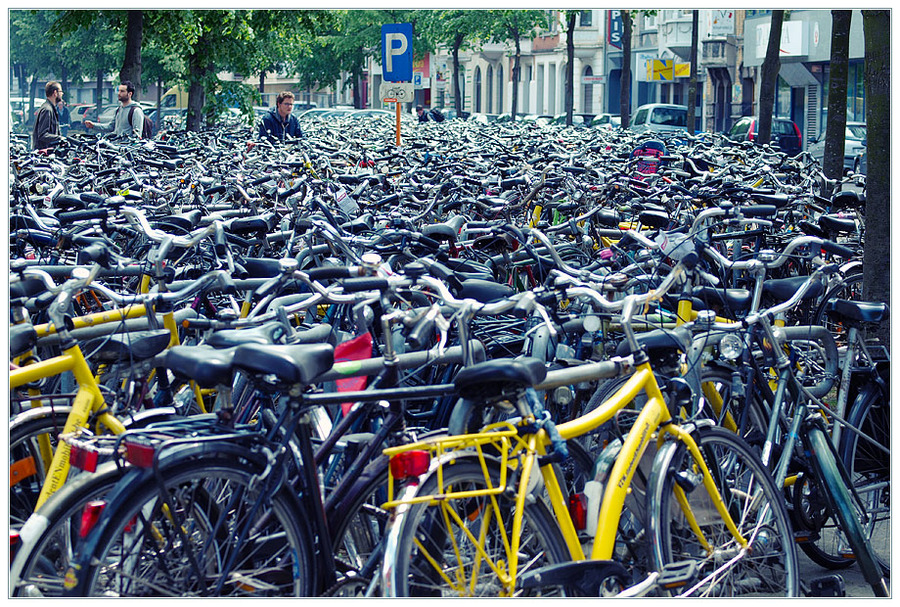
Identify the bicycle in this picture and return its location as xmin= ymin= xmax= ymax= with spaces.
xmin=379 ymin=257 xmax=799 ymax=597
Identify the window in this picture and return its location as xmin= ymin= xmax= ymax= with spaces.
xmin=487 ymin=65 xmax=494 ymax=113
xmin=579 ymin=10 xmax=592 ymax=27
xmin=497 ymin=65 xmax=504 ymax=113
xmin=474 ymin=67 xmax=482 ymax=113
xmin=643 ymin=13 xmax=658 ymax=30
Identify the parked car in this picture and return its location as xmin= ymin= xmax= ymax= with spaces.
xmin=552 ymin=113 xmax=594 ymax=127
xmin=807 ymin=122 xmax=866 ymax=172
xmin=630 ymin=104 xmax=688 ymax=134
xmin=726 ymin=116 xmax=802 ymax=157
xmin=521 ymin=114 xmax=555 ymax=126
xmin=350 ymin=109 xmax=394 ymax=120
xmin=467 ymin=113 xmax=502 ymax=124
xmin=590 ymin=113 xmax=621 ymax=129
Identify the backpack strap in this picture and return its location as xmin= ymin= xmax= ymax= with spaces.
xmin=128 ymin=105 xmax=136 ymax=125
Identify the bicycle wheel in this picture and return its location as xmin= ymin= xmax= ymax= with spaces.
xmin=9 ymin=408 xmax=71 ymax=529
xmin=812 ymin=273 xmax=863 ymax=344
xmin=383 ymin=457 xmax=570 ymax=596
xmin=805 ymin=425 xmax=889 ymax=596
xmin=839 ymin=393 xmax=890 ymax=572
xmin=648 ymin=425 xmax=799 ymax=597
xmin=11 ymin=462 xmax=125 ymax=597
xmin=67 ymin=458 xmax=316 ymax=597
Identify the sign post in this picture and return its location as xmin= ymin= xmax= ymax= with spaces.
xmin=382 ymin=23 xmax=413 ymax=146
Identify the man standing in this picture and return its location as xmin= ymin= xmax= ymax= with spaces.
xmin=259 ymin=91 xmax=304 ymax=142
xmin=58 ymin=99 xmax=71 ymax=137
xmin=32 ymin=81 xmax=65 ymax=150
xmin=85 ymin=81 xmax=144 ymax=138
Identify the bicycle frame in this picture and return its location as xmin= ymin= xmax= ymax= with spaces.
xmin=10 ymin=342 xmax=126 ymax=510
xmin=382 ymin=360 xmax=747 ymax=594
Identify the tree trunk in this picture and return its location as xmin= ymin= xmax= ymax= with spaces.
xmin=259 ymin=69 xmax=266 ymax=95
xmin=96 ymin=69 xmax=104 ymax=113
xmin=565 ymin=11 xmax=576 ymax=125
xmin=120 ymin=10 xmax=143 ymax=98
xmin=187 ymin=45 xmax=209 ymax=132
xmin=510 ymin=30 xmax=521 ymax=122
xmin=823 ymin=10 xmax=852 ymax=180
xmin=60 ymin=66 xmax=68 ymax=101
xmin=757 ymin=10 xmax=784 ymax=145
xmin=862 ymin=10 xmax=890 ymax=347
xmin=156 ymin=77 xmax=162 ymax=112
xmin=452 ymin=33 xmax=463 ymax=115
xmin=27 ymin=72 xmax=38 ymax=126
xmin=620 ymin=10 xmax=632 ymax=128
xmin=686 ymin=10 xmax=700 ymax=134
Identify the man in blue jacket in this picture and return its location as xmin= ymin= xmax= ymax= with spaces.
xmin=259 ymin=91 xmax=304 ymax=142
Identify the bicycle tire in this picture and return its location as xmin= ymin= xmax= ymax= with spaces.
xmin=804 ymin=424 xmax=889 ymax=596
xmin=383 ymin=456 xmax=570 ymax=596
xmin=9 ymin=409 xmax=72 ymax=529
xmin=11 ymin=461 xmax=125 ymax=597
xmin=66 ymin=458 xmax=316 ymax=597
xmin=838 ymin=389 xmax=890 ymax=572
xmin=648 ymin=425 xmax=800 ymax=597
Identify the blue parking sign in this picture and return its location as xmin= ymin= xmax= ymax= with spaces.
xmin=382 ymin=23 xmax=413 ymax=82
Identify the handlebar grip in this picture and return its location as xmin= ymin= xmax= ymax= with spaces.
xmin=820 ymin=240 xmax=856 ymax=259
xmin=500 ymin=176 xmax=527 ymax=190
xmin=307 ymin=266 xmax=352 ymax=281
xmin=214 ymin=223 xmax=228 ymax=257
xmin=203 ymin=184 xmax=226 ymax=196
xmin=56 ymin=208 xmax=108 ymax=226
xmin=415 ymin=235 xmax=442 ymax=251
xmin=740 ymin=204 xmax=777 ymax=218
xmin=340 ymin=277 xmax=388 ymax=293
xmin=407 ymin=310 xmax=438 ymax=350
xmin=182 ymin=317 xmax=214 ymax=330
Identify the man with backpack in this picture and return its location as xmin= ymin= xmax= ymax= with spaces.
xmin=85 ymin=80 xmax=151 ymax=139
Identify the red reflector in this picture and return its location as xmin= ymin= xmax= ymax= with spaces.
xmin=10 ymin=531 xmax=21 ymax=560
xmin=390 ymin=450 xmax=430 ymax=479
xmin=10 ymin=531 xmax=20 ymax=546
xmin=69 ymin=443 xmax=99 ymax=472
xmin=124 ymin=441 xmax=156 ymax=468
xmin=568 ymin=493 xmax=588 ymax=531
xmin=80 ymin=501 xmax=106 ymax=538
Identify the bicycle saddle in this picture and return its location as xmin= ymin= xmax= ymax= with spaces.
xmin=453 ymin=357 xmax=547 ymax=400
xmin=692 ymin=286 xmax=752 ymax=313
xmin=10 ymin=323 xmax=37 ymax=358
xmin=82 ymin=328 xmax=172 ymax=363
xmin=818 ymin=214 xmax=857 ymax=235
xmin=824 ymin=299 xmax=889 ymax=324
xmin=206 ymin=321 xmax=289 ymax=349
xmin=615 ymin=327 xmax=692 ymax=359
xmin=454 ymin=279 xmax=515 ymax=304
xmin=233 ymin=343 xmax=335 ymax=386
xmin=763 ymin=276 xmax=824 ymax=302
xmin=164 ymin=345 xmax=238 ymax=388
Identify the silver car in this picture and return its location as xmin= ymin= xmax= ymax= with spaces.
xmin=807 ymin=122 xmax=866 ymax=172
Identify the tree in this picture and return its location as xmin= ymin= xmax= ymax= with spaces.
xmin=861 ymin=10 xmax=890 ymax=346
xmin=120 ymin=10 xmax=143 ymax=96
xmin=620 ymin=10 xmax=632 ymax=128
xmin=822 ymin=10 xmax=852 ymax=180
xmin=686 ymin=10 xmax=700 ymax=134
xmin=483 ymin=10 xmax=546 ymax=122
xmin=757 ymin=10 xmax=784 ymax=145
xmin=421 ymin=11 xmax=489 ymax=115
xmin=564 ymin=11 xmax=576 ymax=125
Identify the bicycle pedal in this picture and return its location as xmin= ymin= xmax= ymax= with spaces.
xmin=804 ymin=574 xmax=845 ymax=597
xmin=656 ymin=560 xmax=696 ymax=590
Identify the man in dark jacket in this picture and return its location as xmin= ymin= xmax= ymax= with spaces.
xmin=32 ymin=81 xmax=65 ymax=150
xmin=259 ymin=91 xmax=304 ymax=142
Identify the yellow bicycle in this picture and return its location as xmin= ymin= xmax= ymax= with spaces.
xmin=379 ymin=260 xmax=800 ymax=597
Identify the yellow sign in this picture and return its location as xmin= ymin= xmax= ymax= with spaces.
xmin=652 ymin=60 xmax=673 ymax=81
xmin=674 ymin=63 xmax=691 ymax=78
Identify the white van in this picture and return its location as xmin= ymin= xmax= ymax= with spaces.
xmin=630 ymin=103 xmax=688 ymax=134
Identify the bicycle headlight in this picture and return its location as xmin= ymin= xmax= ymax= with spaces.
xmin=719 ymin=334 xmax=743 ymax=361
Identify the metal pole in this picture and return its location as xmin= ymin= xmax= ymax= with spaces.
xmin=395 ymin=101 xmax=401 ymax=146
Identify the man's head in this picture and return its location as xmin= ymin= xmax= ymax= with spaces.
xmin=276 ymin=91 xmax=295 ymax=120
xmin=416 ymin=105 xmax=424 ymax=115
xmin=118 ymin=81 xmax=136 ymax=104
xmin=45 ymin=81 xmax=62 ymax=105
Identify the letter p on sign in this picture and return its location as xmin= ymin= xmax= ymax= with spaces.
xmin=382 ymin=23 xmax=413 ymax=82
